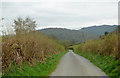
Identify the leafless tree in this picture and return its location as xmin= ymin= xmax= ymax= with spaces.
xmin=13 ymin=17 xmax=36 ymax=35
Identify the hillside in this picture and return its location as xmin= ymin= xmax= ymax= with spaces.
xmin=80 ymin=25 xmax=117 ymax=36
xmin=40 ymin=28 xmax=98 ymax=42
xmin=39 ymin=25 xmax=117 ymax=42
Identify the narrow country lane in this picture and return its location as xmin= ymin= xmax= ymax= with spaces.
xmin=50 ymin=50 xmax=108 ymax=76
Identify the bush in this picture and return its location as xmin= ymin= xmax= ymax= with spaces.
xmin=2 ymin=32 xmax=65 ymax=75
xmin=73 ymin=32 xmax=119 ymax=59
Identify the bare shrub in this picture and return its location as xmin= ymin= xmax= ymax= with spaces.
xmin=2 ymin=32 xmax=65 ymax=75
xmin=74 ymin=32 xmax=118 ymax=59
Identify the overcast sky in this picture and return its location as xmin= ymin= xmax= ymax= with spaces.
xmin=0 ymin=0 xmax=119 ymax=30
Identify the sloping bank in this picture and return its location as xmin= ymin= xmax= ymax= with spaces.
xmin=74 ymin=51 xmax=120 ymax=77
xmin=73 ymin=32 xmax=120 ymax=77
xmin=2 ymin=32 xmax=66 ymax=76
xmin=6 ymin=51 xmax=67 ymax=76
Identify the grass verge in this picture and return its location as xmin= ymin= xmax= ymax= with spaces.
xmin=6 ymin=51 xmax=67 ymax=76
xmin=75 ymin=51 xmax=120 ymax=77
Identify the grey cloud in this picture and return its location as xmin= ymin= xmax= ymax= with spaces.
xmin=1 ymin=1 xmax=118 ymax=29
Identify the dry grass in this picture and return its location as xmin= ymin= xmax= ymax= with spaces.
xmin=74 ymin=32 xmax=119 ymax=59
xmin=0 ymin=36 xmax=2 ymax=75
xmin=0 ymin=36 xmax=2 ymax=43
xmin=2 ymin=31 xmax=65 ymax=75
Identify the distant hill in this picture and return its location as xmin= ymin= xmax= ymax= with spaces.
xmin=80 ymin=25 xmax=117 ymax=36
xmin=39 ymin=25 xmax=117 ymax=42
xmin=39 ymin=28 xmax=98 ymax=42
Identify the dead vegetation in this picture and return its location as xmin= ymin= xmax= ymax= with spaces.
xmin=1 ymin=17 xmax=65 ymax=75
xmin=2 ymin=31 xmax=65 ymax=75
xmin=73 ymin=31 xmax=119 ymax=60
